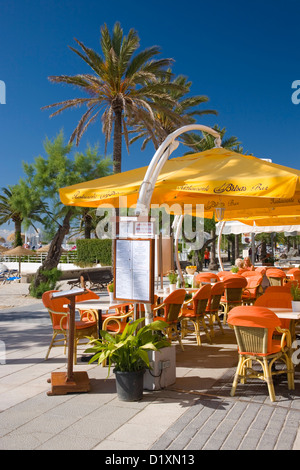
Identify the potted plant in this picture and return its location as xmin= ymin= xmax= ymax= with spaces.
xmin=167 ymin=271 xmax=178 ymax=292
xmin=186 ymin=265 xmax=196 ymax=275
xmin=85 ymin=318 xmax=170 ymax=401
xmin=107 ymin=281 xmax=114 ymax=303
xmin=291 ymin=283 xmax=300 ymax=312
xmin=231 ymin=265 xmax=239 ymax=274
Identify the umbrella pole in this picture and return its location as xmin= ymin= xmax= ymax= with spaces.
xmin=217 ymin=221 xmax=226 ymax=271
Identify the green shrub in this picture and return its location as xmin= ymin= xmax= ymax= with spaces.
xmin=76 ymin=239 xmax=112 ymax=267
xmin=30 ymin=268 xmax=62 ymax=298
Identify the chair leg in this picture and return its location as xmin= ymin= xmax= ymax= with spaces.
xmin=231 ymin=355 xmax=244 ymax=397
xmin=199 ymin=317 xmax=212 ymax=344
xmin=263 ymin=357 xmax=276 ymax=402
xmin=45 ymin=333 xmax=56 ymax=360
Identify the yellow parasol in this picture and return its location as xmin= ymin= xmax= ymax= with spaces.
xmin=59 ymin=147 xmax=300 ymax=220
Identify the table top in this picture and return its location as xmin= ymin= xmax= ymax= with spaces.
xmin=271 ymin=308 xmax=300 ymax=320
xmin=64 ymin=298 xmax=132 ymax=311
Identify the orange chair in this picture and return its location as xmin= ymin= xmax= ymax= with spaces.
xmin=228 ymin=306 xmax=294 ymax=402
xmin=205 ymin=281 xmax=225 ymax=337
xmin=153 ymin=289 xmax=186 ymax=350
xmin=241 ymin=273 xmax=263 ymax=305
xmin=287 ymin=268 xmax=300 ymax=283
xmin=255 ymin=267 xmax=267 ymax=276
xmin=194 ymin=272 xmax=219 ymax=287
xmin=75 ymin=289 xmax=100 ymax=326
xmin=43 ymin=290 xmax=98 ymax=364
xmin=101 ymin=303 xmax=134 ymax=334
xmin=220 ymin=276 xmax=248 ymax=323
xmin=180 ymin=285 xmax=212 ymax=345
xmin=266 ymin=268 xmax=286 ymax=286
xmin=254 ymin=291 xmax=293 ymax=332
xmin=217 ymin=271 xmax=233 ymax=280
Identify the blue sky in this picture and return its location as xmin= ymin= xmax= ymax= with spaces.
xmin=0 ymin=0 xmax=299 ymax=202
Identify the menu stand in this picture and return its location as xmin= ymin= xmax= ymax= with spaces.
xmin=47 ymin=289 xmax=90 ymax=396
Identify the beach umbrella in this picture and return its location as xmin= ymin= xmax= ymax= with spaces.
xmin=0 ymin=245 xmax=9 ymax=252
xmin=5 ymin=246 xmax=35 ymax=275
xmin=36 ymin=244 xmax=51 ymax=252
xmin=59 ymin=147 xmax=300 ymax=221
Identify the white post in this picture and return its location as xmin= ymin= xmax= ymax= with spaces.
xmin=135 ymin=124 xmax=222 ymax=323
xmin=217 ymin=221 xmax=226 ymax=271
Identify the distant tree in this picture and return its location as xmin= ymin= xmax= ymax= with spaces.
xmin=23 ymin=132 xmax=112 ymax=294
xmin=43 ymin=22 xmax=178 ymax=174
xmin=0 ymin=185 xmax=45 ymax=247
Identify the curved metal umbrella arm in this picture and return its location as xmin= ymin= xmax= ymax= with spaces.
xmin=135 ymin=124 xmax=222 ymax=214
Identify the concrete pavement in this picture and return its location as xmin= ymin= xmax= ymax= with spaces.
xmin=1 ymin=297 xmax=300 ymax=451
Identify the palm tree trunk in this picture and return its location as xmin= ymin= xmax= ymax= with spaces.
xmin=14 ymin=217 xmax=23 ymax=247
xmin=30 ymin=209 xmax=74 ymax=291
xmin=113 ymin=105 xmax=122 ymax=174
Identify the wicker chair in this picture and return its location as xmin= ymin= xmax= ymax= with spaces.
xmin=205 ymin=281 xmax=225 ymax=337
xmin=228 ymin=306 xmax=294 ymax=402
xmin=179 ymin=284 xmax=212 ymax=346
xmin=194 ymin=272 xmax=220 ymax=287
xmin=220 ymin=276 xmax=248 ymax=323
xmin=254 ymin=291 xmax=293 ymax=335
xmin=153 ymin=289 xmax=186 ymax=350
xmin=266 ymin=268 xmax=286 ymax=286
xmin=241 ymin=273 xmax=263 ymax=305
xmin=42 ymin=290 xmax=98 ymax=364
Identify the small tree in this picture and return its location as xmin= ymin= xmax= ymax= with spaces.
xmin=23 ymin=132 xmax=112 ymax=295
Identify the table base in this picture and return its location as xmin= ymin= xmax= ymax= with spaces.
xmin=47 ymin=371 xmax=90 ymax=396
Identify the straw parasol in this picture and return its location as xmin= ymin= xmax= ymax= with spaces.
xmin=5 ymin=246 xmax=35 ymax=275
xmin=0 ymin=245 xmax=9 ymax=252
xmin=37 ymin=244 xmax=67 ymax=253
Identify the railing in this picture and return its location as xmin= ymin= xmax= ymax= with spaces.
xmin=0 ymin=251 xmax=78 ymax=264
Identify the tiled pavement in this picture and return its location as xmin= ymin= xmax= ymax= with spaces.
xmin=1 ymin=299 xmax=300 ymax=451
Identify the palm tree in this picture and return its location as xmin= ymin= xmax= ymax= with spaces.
xmin=182 ymin=124 xmax=244 ymax=153
xmin=0 ymin=185 xmax=45 ymax=247
xmin=130 ymin=72 xmax=218 ymax=150
xmin=42 ymin=22 xmax=179 ymax=174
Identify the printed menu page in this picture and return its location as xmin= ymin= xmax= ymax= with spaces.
xmin=115 ymin=238 xmax=152 ymax=302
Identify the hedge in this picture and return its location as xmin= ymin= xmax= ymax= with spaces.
xmin=76 ymin=239 xmax=112 ymax=267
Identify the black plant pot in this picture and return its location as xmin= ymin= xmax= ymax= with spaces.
xmin=114 ymin=369 xmax=145 ymax=402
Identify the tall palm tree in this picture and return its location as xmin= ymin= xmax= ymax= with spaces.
xmin=130 ymin=72 xmax=218 ymax=150
xmin=43 ymin=22 xmax=179 ymax=174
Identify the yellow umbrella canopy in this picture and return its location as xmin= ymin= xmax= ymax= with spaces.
xmin=59 ymin=148 xmax=300 ymax=220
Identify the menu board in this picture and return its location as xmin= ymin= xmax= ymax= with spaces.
xmin=114 ymin=238 xmax=154 ymax=303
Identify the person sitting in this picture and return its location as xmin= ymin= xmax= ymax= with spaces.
xmin=235 ymin=258 xmax=244 ymax=269
xmin=243 ymin=256 xmax=255 ymax=271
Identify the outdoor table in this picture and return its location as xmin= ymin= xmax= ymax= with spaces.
xmin=272 ymin=308 xmax=300 ymax=342
xmin=70 ymin=298 xmax=133 ymax=334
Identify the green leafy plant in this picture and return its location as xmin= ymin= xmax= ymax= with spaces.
xmin=291 ymin=283 xmax=300 ymax=301
xmin=85 ymin=318 xmax=170 ymax=375
xmin=29 ymin=267 xmax=62 ymax=298
xmin=167 ymin=271 xmax=178 ymax=284
xmin=107 ymin=281 xmax=114 ymax=292
xmin=231 ymin=265 xmax=239 ymax=273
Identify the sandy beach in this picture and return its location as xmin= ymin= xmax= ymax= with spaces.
xmin=0 ymin=280 xmax=71 ymax=310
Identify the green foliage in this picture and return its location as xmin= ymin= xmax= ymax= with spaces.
xmin=30 ymin=268 xmax=62 ymax=298
xmin=291 ymin=283 xmax=300 ymax=301
xmin=231 ymin=266 xmax=239 ymax=273
xmin=107 ymin=281 xmax=114 ymax=292
xmin=167 ymin=270 xmax=178 ymax=284
xmin=76 ymin=238 xmax=112 ymax=267
xmin=85 ymin=318 xmax=170 ymax=375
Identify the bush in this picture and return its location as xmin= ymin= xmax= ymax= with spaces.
xmin=76 ymin=239 xmax=112 ymax=267
xmin=30 ymin=268 xmax=62 ymax=298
